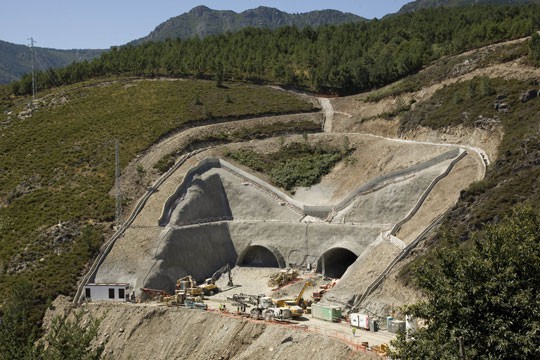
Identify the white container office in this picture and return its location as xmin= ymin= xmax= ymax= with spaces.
xmin=84 ymin=283 xmax=130 ymax=302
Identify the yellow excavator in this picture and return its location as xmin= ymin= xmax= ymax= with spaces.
xmin=198 ymin=263 xmax=233 ymax=296
xmin=274 ymin=280 xmax=313 ymax=317
xmin=176 ymin=263 xmax=233 ymax=297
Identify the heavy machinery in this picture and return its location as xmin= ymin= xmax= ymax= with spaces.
xmin=312 ymin=279 xmax=337 ymax=302
xmin=198 ymin=263 xmax=233 ymax=296
xmin=140 ymin=287 xmax=205 ymax=308
xmin=268 ymin=268 xmax=298 ymax=288
xmin=176 ymin=264 xmax=233 ymax=297
xmin=274 ymin=280 xmax=313 ymax=317
xmin=176 ymin=275 xmax=203 ymax=296
xmin=140 ymin=288 xmax=170 ymax=302
xmin=228 ymin=293 xmax=292 ymax=321
xmin=162 ymin=291 xmax=204 ymax=308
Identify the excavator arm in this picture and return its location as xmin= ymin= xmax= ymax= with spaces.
xmin=295 ymin=281 xmax=313 ymax=304
xmin=211 ymin=263 xmax=233 ymax=287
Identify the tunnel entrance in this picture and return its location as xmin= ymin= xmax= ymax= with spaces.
xmin=239 ymin=245 xmax=280 ymax=267
xmin=316 ymin=248 xmax=358 ymax=278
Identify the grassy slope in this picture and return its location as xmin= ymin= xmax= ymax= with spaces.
xmin=402 ymin=76 xmax=540 ymax=236
xmin=0 ymin=78 xmax=314 ymax=306
xmin=393 ymin=66 xmax=540 ymax=282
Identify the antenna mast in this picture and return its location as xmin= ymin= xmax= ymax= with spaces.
xmin=115 ymin=140 xmax=122 ymax=227
xmin=28 ymin=37 xmax=36 ymax=100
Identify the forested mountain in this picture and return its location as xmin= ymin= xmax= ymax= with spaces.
xmin=0 ymin=40 xmax=102 ymax=84
xmin=14 ymin=4 xmax=540 ymax=96
xmin=398 ymin=0 xmax=540 ymax=13
xmin=131 ymin=5 xmax=363 ymax=44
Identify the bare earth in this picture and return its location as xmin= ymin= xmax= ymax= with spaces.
xmin=50 ymin=37 xmax=540 ymax=359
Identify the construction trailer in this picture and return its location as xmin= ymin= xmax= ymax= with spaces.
xmin=311 ymin=303 xmax=342 ymax=322
xmin=350 ymin=313 xmax=370 ymax=330
xmin=84 ymin=283 xmax=130 ymax=302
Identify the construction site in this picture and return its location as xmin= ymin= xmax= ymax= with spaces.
xmin=48 ymin=71 xmax=494 ymax=358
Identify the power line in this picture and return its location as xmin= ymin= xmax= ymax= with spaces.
xmin=115 ymin=139 xmax=122 ymax=228
xmin=28 ymin=37 xmax=36 ymax=100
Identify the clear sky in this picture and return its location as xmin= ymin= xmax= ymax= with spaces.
xmin=1 ymin=1 xmax=411 ymax=50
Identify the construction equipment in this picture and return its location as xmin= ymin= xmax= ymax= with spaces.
xmin=312 ymin=279 xmax=337 ymax=302
xmin=268 ymin=268 xmax=298 ymax=288
xmin=228 ymin=293 xmax=291 ymax=321
xmin=198 ymin=263 xmax=233 ymax=296
xmin=274 ymin=280 xmax=313 ymax=317
xmin=140 ymin=288 xmax=170 ymax=302
xmin=176 ymin=275 xmax=203 ymax=296
xmin=175 ymin=264 xmax=233 ymax=297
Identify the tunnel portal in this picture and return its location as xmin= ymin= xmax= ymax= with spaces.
xmin=239 ymin=245 xmax=280 ymax=268
xmin=316 ymin=247 xmax=358 ymax=278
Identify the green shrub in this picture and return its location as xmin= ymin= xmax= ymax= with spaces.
xmin=528 ymin=32 xmax=540 ymax=66
xmin=225 ymin=141 xmax=352 ymax=191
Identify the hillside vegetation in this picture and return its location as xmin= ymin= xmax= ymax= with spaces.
xmin=12 ymin=5 xmax=540 ymax=96
xmin=0 ymin=79 xmax=313 ymax=321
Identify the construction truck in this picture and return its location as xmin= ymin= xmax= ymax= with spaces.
xmin=274 ymin=280 xmax=313 ymax=317
xmin=228 ymin=293 xmax=292 ymax=321
xmin=198 ymin=263 xmax=233 ymax=296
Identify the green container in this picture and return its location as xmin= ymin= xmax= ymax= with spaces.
xmin=311 ymin=303 xmax=342 ymax=322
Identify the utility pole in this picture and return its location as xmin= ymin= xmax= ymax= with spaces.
xmin=458 ymin=336 xmax=465 ymax=360
xmin=28 ymin=37 xmax=36 ymax=100
xmin=115 ymin=140 xmax=122 ymax=228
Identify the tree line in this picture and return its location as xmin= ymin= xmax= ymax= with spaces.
xmin=12 ymin=4 xmax=540 ymax=96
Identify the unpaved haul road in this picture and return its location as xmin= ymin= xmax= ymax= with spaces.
xmin=319 ymin=97 xmax=489 ymax=177
xmin=318 ymin=97 xmax=334 ymax=133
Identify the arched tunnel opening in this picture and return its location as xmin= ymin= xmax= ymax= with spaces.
xmin=239 ymin=245 xmax=280 ymax=268
xmin=316 ymin=248 xmax=358 ymax=278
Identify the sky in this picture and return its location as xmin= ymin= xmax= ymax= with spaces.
xmin=1 ymin=1 xmax=411 ymax=50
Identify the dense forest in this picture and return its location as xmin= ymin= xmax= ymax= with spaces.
xmin=12 ymin=4 xmax=540 ymax=96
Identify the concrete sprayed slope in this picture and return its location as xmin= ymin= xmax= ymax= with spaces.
xmin=95 ymin=136 xmax=465 ymax=302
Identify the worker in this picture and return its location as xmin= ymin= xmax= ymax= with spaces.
xmin=352 ymin=327 xmax=357 ymax=337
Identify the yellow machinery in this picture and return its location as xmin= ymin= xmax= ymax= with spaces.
xmin=176 ymin=275 xmax=203 ymax=296
xmin=274 ymin=280 xmax=313 ymax=317
xmin=198 ymin=263 xmax=233 ymax=296
xmin=175 ymin=264 xmax=233 ymax=297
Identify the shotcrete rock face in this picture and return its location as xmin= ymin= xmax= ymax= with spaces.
xmin=170 ymin=173 xmax=233 ymax=225
xmin=94 ymin=143 xmax=470 ymax=306
xmin=143 ymin=223 xmax=238 ymax=294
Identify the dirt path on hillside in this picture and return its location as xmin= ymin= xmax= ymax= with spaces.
xmin=318 ymin=97 xmax=334 ymax=133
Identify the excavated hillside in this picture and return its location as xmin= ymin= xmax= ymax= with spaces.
xmin=47 ymin=37 xmax=540 ymax=358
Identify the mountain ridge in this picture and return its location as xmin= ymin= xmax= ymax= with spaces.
xmin=131 ymin=6 xmax=364 ymax=44
xmin=398 ymin=0 xmax=540 ymax=13
xmin=0 ymin=40 xmax=103 ymax=84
